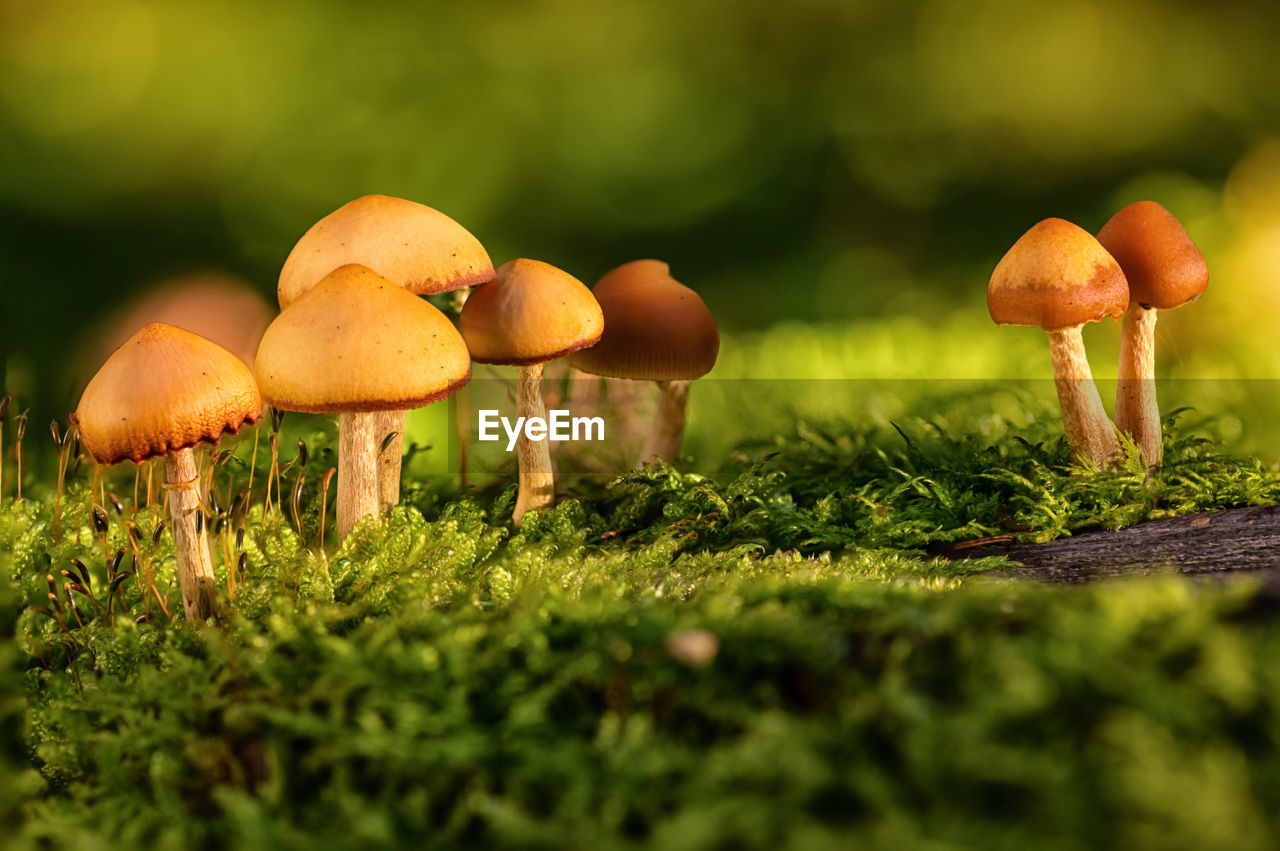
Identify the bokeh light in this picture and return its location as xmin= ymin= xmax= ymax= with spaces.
xmin=3 ymin=0 xmax=1280 ymax=424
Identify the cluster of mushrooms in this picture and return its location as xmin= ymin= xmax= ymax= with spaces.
xmin=989 ymin=201 xmax=1209 ymax=470
xmin=66 ymin=194 xmax=1203 ymax=624
xmin=72 ymin=195 xmax=720 ymax=622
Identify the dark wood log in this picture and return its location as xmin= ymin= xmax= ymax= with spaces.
xmin=935 ymin=504 xmax=1280 ymax=583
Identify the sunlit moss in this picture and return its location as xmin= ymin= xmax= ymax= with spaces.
xmin=5 ymin=395 xmax=1280 ymax=846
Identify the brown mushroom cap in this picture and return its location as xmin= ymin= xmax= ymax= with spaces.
xmin=567 ymin=259 xmax=719 ymax=380
xmin=277 ymin=194 xmax=494 ymax=308
xmin=988 ymin=218 xmax=1129 ymax=331
xmin=256 ymin=264 xmax=471 ymax=414
xmin=1096 ymin=201 xmax=1208 ymax=310
xmin=74 ymin=323 xmax=262 ymax=466
xmin=458 ymin=258 xmax=604 ymax=365
xmin=88 ymin=272 xmax=272 ymax=373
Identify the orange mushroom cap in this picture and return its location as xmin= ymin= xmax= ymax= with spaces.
xmin=458 ymin=259 xmax=604 ymax=365
xmin=277 ymin=194 xmax=494 ymax=308
xmin=256 ymin=264 xmax=471 ymax=414
xmin=988 ymin=218 xmax=1129 ymax=331
xmin=568 ymin=259 xmax=719 ymax=381
xmin=1096 ymin=201 xmax=1208 ymax=310
xmin=73 ymin=323 xmax=262 ymax=466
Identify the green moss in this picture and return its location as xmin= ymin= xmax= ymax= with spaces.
xmin=6 ymin=393 xmax=1280 ymax=848
xmin=14 ymin=573 xmax=1280 ymax=850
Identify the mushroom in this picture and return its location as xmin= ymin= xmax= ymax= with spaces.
xmin=567 ymin=259 xmax=719 ymax=465
xmin=86 ymin=272 xmax=273 ymax=374
xmin=988 ymin=218 xmax=1129 ymax=468
xmin=73 ymin=323 xmax=261 ymax=622
xmin=458 ymin=259 xmax=603 ymax=525
xmin=1097 ymin=201 xmax=1208 ymax=468
xmin=255 ymin=264 xmax=471 ymax=540
xmin=278 ymin=194 xmax=493 ymax=513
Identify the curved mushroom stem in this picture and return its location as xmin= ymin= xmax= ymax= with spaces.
xmin=337 ymin=411 xmax=380 ymax=540
xmin=165 ymin=447 xmax=217 ymax=623
xmin=1116 ymin=303 xmax=1161 ymax=468
xmin=513 ymin=363 xmax=554 ymax=526
xmin=374 ymin=409 xmax=404 ymax=514
xmin=1046 ymin=327 xmax=1119 ymax=469
xmin=638 ymin=380 xmax=691 ymax=466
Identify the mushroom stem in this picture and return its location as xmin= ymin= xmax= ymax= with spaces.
xmin=639 ymin=380 xmax=691 ymax=466
xmin=337 ymin=411 xmax=380 ymax=540
xmin=374 ymin=409 xmax=404 ymax=514
xmin=513 ymin=363 xmax=554 ymax=526
xmin=455 ymin=385 xmax=470 ymax=489
xmin=1116 ymin=303 xmax=1161 ymax=467
xmin=1046 ymin=327 xmax=1119 ymax=469
xmin=164 ymin=447 xmax=217 ymax=623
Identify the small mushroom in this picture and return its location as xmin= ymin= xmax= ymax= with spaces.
xmin=85 ymin=272 xmax=273 ymax=374
xmin=255 ymin=264 xmax=471 ymax=540
xmin=1097 ymin=201 xmax=1208 ymax=468
xmin=278 ymin=194 xmax=493 ymax=514
xmin=458 ymin=259 xmax=603 ymax=525
xmin=567 ymin=260 xmax=719 ymax=465
xmin=988 ymin=219 xmax=1129 ymax=468
xmin=73 ymin=323 xmax=261 ymax=623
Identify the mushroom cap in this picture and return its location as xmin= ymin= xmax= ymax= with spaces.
xmin=1096 ymin=201 xmax=1208 ymax=310
xmin=74 ymin=323 xmax=262 ymax=466
xmin=458 ymin=258 xmax=604 ymax=365
xmin=256 ymin=264 xmax=470 ymax=414
xmin=988 ymin=218 xmax=1129 ymax=331
xmin=567 ymin=259 xmax=719 ymax=380
xmin=277 ymin=194 xmax=494 ymax=308
xmin=89 ymin=272 xmax=272 ymax=373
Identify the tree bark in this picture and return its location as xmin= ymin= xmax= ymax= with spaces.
xmin=934 ymin=504 xmax=1280 ymax=582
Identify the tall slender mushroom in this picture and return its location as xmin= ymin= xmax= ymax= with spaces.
xmin=255 ymin=264 xmax=471 ymax=540
xmin=458 ymin=259 xmax=603 ymax=525
xmin=73 ymin=323 xmax=261 ymax=622
xmin=278 ymin=194 xmax=493 ymax=513
xmin=567 ymin=259 xmax=719 ymax=465
xmin=988 ymin=218 xmax=1130 ymax=468
xmin=1097 ymin=201 xmax=1208 ymax=468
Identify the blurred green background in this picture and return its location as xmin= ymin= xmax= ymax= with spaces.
xmin=4 ymin=0 xmax=1280 ymax=424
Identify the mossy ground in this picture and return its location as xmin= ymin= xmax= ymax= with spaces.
xmin=6 ymin=320 xmax=1280 ymax=849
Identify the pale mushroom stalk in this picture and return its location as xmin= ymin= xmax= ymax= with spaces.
xmin=165 ymin=447 xmax=218 ymax=621
xmin=453 ymin=288 xmax=472 ymax=489
xmin=455 ymin=385 xmax=471 ymax=489
xmin=639 ymin=379 xmax=690 ymax=465
xmin=1047 ymin=328 xmax=1119 ymax=469
xmin=514 ymin=364 xmax=554 ymax=524
xmin=338 ymin=412 xmax=381 ymax=540
xmin=1116 ymin=303 xmax=1161 ymax=466
xmin=373 ymin=409 xmax=404 ymax=513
